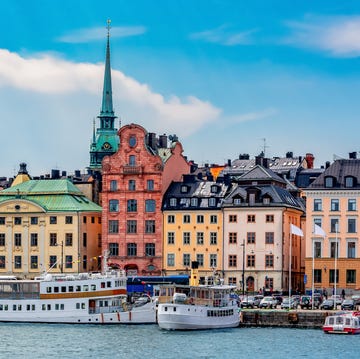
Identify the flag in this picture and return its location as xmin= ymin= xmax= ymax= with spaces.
xmin=290 ymin=224 xmax=303 ymax=237
xmin=314 ymin=223 xmax=326 ymax=237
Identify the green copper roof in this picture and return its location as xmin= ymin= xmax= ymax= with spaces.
xmin=0 ymin=179 xmax=102 ymax=212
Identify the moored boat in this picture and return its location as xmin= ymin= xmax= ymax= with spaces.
xmin=157 ymin=262 xmax=240 ymax=330
xmin=0 ymin=270 xmax=156 ymax=324
xmin=323 ymin=311 xmax=360 ymax=334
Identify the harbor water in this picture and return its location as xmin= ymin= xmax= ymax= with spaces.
xmin=0 ymin=323 xmax=359 ymax=358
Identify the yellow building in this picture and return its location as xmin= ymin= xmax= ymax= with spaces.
xmin=162 ymin=175 xmax=230 ymax=283
xmin=304 ymin=157 xmax=360 ymax=295
xmin=0 ymin=179 xmax=102 ymax=278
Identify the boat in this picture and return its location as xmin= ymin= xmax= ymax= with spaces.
xmin=157 ymin=262 xmax=240 ymax=330
xmin=323 ymin=311 xmax=360 ymax=334
xmin=0 ymin=269 xmax=157 ymax=324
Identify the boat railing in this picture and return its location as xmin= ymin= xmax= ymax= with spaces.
xmin=89 ymin=305 xmax=127 ymax=314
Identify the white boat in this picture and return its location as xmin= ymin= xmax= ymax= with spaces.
xmin=157 ymin=262 xmax=240 ymax=330
xmin=0 ymin=270 xmax=156 ymax=324
xmin=323 ymin=311 xmax=360 ymax=334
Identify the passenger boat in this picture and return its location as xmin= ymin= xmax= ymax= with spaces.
xmin=157 ymin=262 xmax=240 ymax=330
xmin=0 ymin=269 xmax=156 ymax=324
xmin=323 ymin=311 xmax=360 ymax=334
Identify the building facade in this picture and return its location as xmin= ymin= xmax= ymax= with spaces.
xmin=101 ymin=124 xmax=189 ymax=275
xmin=0 ymin=179 xmax=102 ymax=278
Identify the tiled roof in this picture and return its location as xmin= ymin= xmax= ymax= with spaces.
xmin=238 ymin=165 xmax=286 ymax=184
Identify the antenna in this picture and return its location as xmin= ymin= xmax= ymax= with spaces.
xmin=261 ymin=138 xmax=269 ymax=157
xmin=106 ymin=19 xmax=111 ymax=37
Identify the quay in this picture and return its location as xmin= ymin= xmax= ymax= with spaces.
xmin=239 ymin=309 xmax=331 ymax=329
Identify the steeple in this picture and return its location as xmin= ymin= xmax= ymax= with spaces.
xmin=89 ymin=19 xmax=119 ymax=170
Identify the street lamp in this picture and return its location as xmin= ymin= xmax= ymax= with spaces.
xmin=241 ymin=239 xmax=245 ymax=296
xmin=56 ymin=241 xmax=64 ymax=273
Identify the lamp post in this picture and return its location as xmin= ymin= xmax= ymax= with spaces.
xmin=241 ymin=239 xmax=245 ymax=296
xmin=57 ymin=241 xmax=64 ymax=273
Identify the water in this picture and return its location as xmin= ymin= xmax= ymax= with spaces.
xmin=0 ymin=324 xmax=359 ymax=358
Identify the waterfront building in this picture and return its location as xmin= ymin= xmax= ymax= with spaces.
xmin=304 ymin=152 xmax=360 ymax=294
xmin=222 ymin=165 xmax=305 ymax=293
xmin=101 ymin=124 xmax=189 ymax=275
xmin=162 ymin=174 xmax=232 ymax=281
xmin=0 ymin=174 xmax=102 ymax=278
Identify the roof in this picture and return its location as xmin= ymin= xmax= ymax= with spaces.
xmin=0 ymin=179 xmax=101 ymax=212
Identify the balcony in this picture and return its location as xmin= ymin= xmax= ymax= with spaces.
xmin=122 ymin=165 xmax=142 ymax=175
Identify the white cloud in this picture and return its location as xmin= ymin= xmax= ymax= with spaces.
xmin=224 ymin=108 xmax=278 ymax=124
xmin=57 ymin=25 xmax=146 ymax=43
xmin=284 ymin=15 xmax=360 ymax=57
xmin=190 ymin=25 xmax=257 ymax=46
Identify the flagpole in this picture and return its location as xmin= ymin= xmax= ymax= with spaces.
xmin=334 ymin=223 xmax=338 ymax=310
xmin=312 ymin=238 xmax=315 ymax=310
xmin=289 ymin=231 xmax=292 ymax=306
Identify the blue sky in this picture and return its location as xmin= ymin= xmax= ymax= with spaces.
xmin=1 ymin=0 xmax=360 ymax=177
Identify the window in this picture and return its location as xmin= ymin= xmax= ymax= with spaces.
xmin=65 ymin=255 xmax=73 ymax=269
xmin=147 ymin=180 xmax=154 ymax=191
xmin=109 ymin=199 xmax=119 ymax=212
xmin=247 ymin=255 xmax=255 ymax=267
xmin=145 ymin=199 xmax=156 ymax=212
xmin=110 ymin=180 xmax=118 ymax=191
xmin=348 ymin=242 xmax=356 ymax=258
xmin=167 ymin=215 xmax=175 ymax=224
xmin=197 ymin=232 xmax=204 ymax=245
xmin=49 ymin=216 xmax=57 ymax=224
xmin=325 ymin=177 xmax=335 ymax=188
xmin=109 ymin=220 xmax=119 ymax=234
xmin=314 ymin=269 xmax=322 ymax=283
xmin=314 ymin=199 xmax=322 ymax=211
xmin=109 ymin=243 xmax=119 ymax=256
xmin=30 ymin=217 xmax=38 ymax=225
xmin=345 ymin=176 xmax=355 ymax=188
xmin=330 ymin=219 xmax=339 ymax=233
xmin=183 ymin=232 xmax=190 ymax=245
xmin=0 ymin=256 xmax=5 ymax=268
xmin=145 ymin=243 xmax=155 ymax=257
xmin=127 ymin=220 xmax=137 ymax=234
xmin=181 ymin=185 xmax=188 ymax=193
xmin=145 ymin=220 xmax=155 ymax=233
xmin=196 ymin=254 xmax=204 ymax=267
xmin=330 ymin=241 xmax=339 ymax=258
xmin=49 ymin=233 xmax=57 ymax=246
xmin=183 ymin=215 xmax=190 ymax=223
xmin=30 ymin=233 xmax=38 ymax=247
xmin=83 ymin=255 xmax=87 ymax=270
xmin=247 ymin=215 xmax=255 ymax=223
xmin=234 ymin=198 xmax=242 ymax=205
xmin=83 ymin=216 xmax=87 ymax=224
xmin=14 ymin=256 xmax=22 ymax=269
xmin=266 ymin=215 xmax=274 ymax=223
xmin=247 ymin=232 xmax=256 ymax=244
xmin=265 ymin=255 xmax=274 ymax=267
xmin=83 ymin=233 xmax=87 ymax=247
xmin=197 ymin=215 xmax=204 ymax=224
xmin=129 ymin=155 xmax=136 ymax=166
xmin=167 ymin=254 xmax=175 ymax=267
xmin=331 ymin=199 xmax=339 ymax=211
xmin=229 ymin=215 xmax=237 ymax=223
xmin=167 ymin=232 xmax=175 ymax=244
xmin=329 ymin=269 xmax=339 ymax=284
xmin=210 ymin=232 xmax=217 ymax=245
xmin=228 ymin=277 xmax=237 ymax=285
xmin=314 ymin=241 xmax=322 ymax=258
xmin=14 ymin=233 xmax=21 ymax=247
xmin=128 ymin=180 xmax=136 ymax=191
xmin=229 ymin=255 xmax=237 ymax=267
xmin=211 ymin=185 xmax=219 ymax=193
xmin=229 ymin=232 xmax=237 ymax=244
xmin=348 ymin=218 xmax=356 ymax=233
xmin=0 ymin=217 xmax=5 ymax=225
xmin=347 ymin=270 xmax=356 ymax=284
xmin=30 ymin=256 xmax=38 ymax=269
xmin=127 ymin=243 xmax=137 ymax=256
xmin=191 ymin=198 xmax=198 ymax=207
xmin=209 ymin=198 xmax=216 ymax=207
xmin=348 ymin=199 xmax=357 ymax=211
xmin=265 ymin=232 xmax=274 ymax=244
xmin=210 ymin=215 xmax=217 ymax=224
xmin=0 ymin=234 xmax=5 ymax=246
xmin=14 ymin=217 xmax=21 ymax=225
xmin=182 ymin=254 xmax=190 ymax=267
xmin=65 ymin=233 xmax=73 ymax=246
xmin=127 ymin=199 xmax=137 ymax=212
xmin=209 ymin=254 xmax=217 ymax=268
xmin=169 ymin=198 xmax=177 ymax=207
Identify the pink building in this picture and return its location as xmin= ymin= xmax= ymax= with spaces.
xmin=101 ymin=124 xmax=189 ymax=275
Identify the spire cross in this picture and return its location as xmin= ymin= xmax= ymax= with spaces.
xmin=107 ymin=19 xmax=111 ymax=38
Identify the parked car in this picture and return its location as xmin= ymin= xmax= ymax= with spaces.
xmin=281 ymin=297 xmax=297 ymax=309
xmin=253 ymin=295 xmax=264 ymax=308
xmin=341 ymin=299 xmax=355 ymax=311
xmin=291 ymin=295 xmax=301 ymax=306
xmin=300 ymin=295 xmax=321 ymax=309
xmin=352 ymin=295 xmax=360 ymax=306
xmin=259 ymin=296 xmax=277 ymax=309
xmin=330 ymin=295 xmax=343 ymax=306
xmin=320 ymin=299 xmax=335 ymax=310
xmin=240 ymin=296 xmax=255 ymax=308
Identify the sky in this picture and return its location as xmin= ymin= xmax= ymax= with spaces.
xmin=1 ymin=0 xmax=360 ymax=177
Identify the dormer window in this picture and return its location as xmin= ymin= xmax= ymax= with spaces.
xmin=325 ymin=176 xmax=335 ymax=188
xmin=211 ymin=185 xmax=219 ymax=194
xmin=234 ymin=198 xmax=242 ymax=205
xmin=169 ymin=198 xmax=177 ymax=207
xmin=345 ymin=176 xmax=356 ymax=188
xmin=181 ymin=185 xmax=188 ymax=193
xmin=263 ymin=197 xmax=270 ymax=205
xmin=209 ymin=198 xmax=216 ymax=207
xmin=190 ymin=198 xmax=198 ymax=207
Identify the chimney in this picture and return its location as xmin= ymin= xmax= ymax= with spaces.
xmin=159 ymin=134 xmax=168 ymax=148
xmin=239 ymin=153 xmax=250 ymax=160
xmin=349 ymin=152 xmax=357 ymax=159
xmin=286 ymin=151 xmax=293 ymax=158
xmin=227 ymin=159 xmax=232 ymax=167
xmin=305 ymin=153 xmax=315 ymax=169
xmin=255 ymin=156 xmax=262 ymax=166
xmin=325 ymin=161 xmax=330 ymax=169
xmin=147 ymin=133 xmax=157 ymax=150
xmin=62 ymin=171 xmax=67 ymax=177
xmin=74 ymin=170 xmax=81 ymax=178
xmin=51 ymin=169 xmax=60 ymax=179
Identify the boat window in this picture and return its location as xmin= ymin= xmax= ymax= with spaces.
xmin=336 ymin=317 xmax=343 ymax=324
xmin=83 ymin=285 xmax=89 ymax=292
xmin=32 ymin=305 xmax=35 ymax=311
xmin=346 ymin=318 xmax=351 ymax=325
xmin=46 ymin=287 xmax=52 ymax=293
xmin=54 ymin=287 xmax=59 ymax=293
xmin=4 ymin=305 xmax=7 ymax=311
xmin=61 ymin=304 xmax=64 ymax=310
xmin=42 ymin=304 xmax=46 ymax=311
xmin=107 ymin=281 xmax=111 ymax=288
xmin=55 ymin=304 xmax=60 ymax=310
xmin=47 ymin=304 xmax=51 ymax=310
xmin=68 ymin=286 xmax=74 ymax=292
xmin=101 ymin=282 xmax=105 ymax=288
xmin=26 ymin=304 xmax=30 ymax=311
xmin=0 ymin=305 xmax=2 ymax=311
xmin=61 ymin=286 xmax=66 ymax=293
xmin=76 ymin=285 xmax=81 ymax=292
xmin=81 ymin=303 xmax=85 ymax=309
xmin=91 ymin=284 xmax=96 ymax=291
xmin=76 ymin=303 xmax=80 ymax=309
xmin=104 ymin=301 xmax=108 ymax=307
xmin=12 ymin=304 xmax=16 ymax=311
